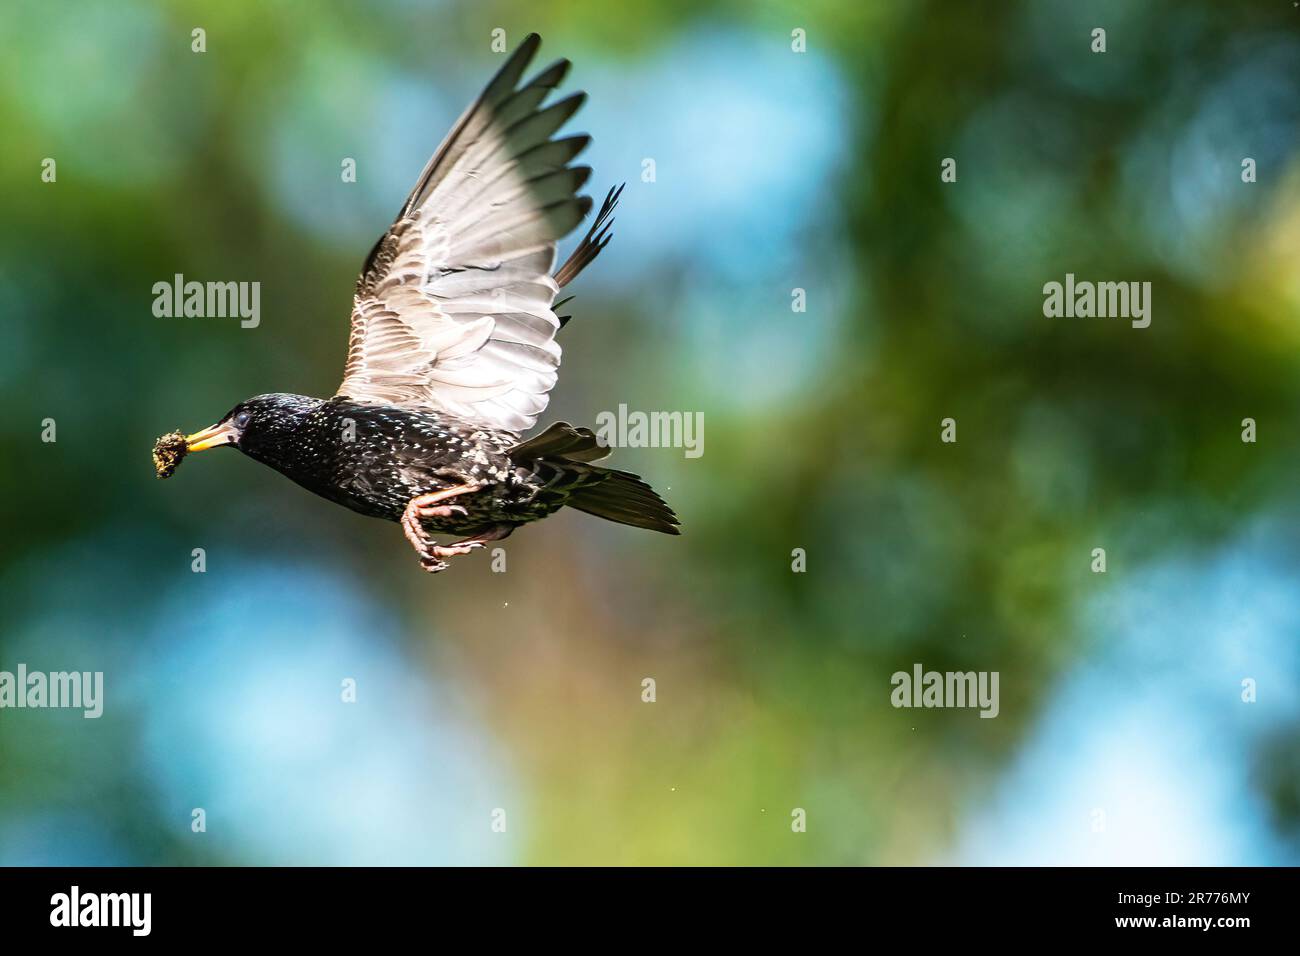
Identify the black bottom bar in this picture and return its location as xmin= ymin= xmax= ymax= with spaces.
xmin=0 ymin=866 xmax=1292 ymax=941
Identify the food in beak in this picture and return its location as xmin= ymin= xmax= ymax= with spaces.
xmin=152 ymin=431 xmax=189 ymax=479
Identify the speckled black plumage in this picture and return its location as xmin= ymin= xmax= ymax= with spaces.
xmin=221 ymin=393 xmax=678 ymax=539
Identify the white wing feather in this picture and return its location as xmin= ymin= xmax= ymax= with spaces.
xmin=338 ymin=34 xmax=593 ymax=433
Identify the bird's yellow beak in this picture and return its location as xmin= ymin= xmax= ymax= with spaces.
xmin=185 ymin=422 xmax=238 ymax=452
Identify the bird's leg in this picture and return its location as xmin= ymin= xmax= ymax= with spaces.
xmin=400 ymin=484 xmax=480 ymax=573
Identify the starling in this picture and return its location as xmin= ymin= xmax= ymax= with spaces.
xmin=166 ymin=34 xmax=680 ymax=572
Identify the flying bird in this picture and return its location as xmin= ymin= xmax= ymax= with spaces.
xmin=163 ymin=34 xmax=680 ymax=572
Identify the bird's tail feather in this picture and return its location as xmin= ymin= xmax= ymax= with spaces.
xmin=564 ymin=467 xmax=681 ymax=535
xmin=509 ymin=420 xmax=680 ymax=534
xmin=507 ymin=421 xmax=610 ymax=462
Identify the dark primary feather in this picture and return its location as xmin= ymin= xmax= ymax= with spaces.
xmin=555 ymin=183 xmax=623 ymax=327
xmin=555 ymin=182 xmax=623 ymax=291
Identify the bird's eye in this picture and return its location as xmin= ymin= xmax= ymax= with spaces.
xmin=233 ymin=411 xmax=251 ymax=429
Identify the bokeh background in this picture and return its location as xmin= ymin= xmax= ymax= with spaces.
xmin=2 ymin=0 xmax=1300 ymax=865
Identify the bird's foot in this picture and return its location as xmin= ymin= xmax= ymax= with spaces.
xmin=400 ymin=484 xmax=481 ymax=573
xmin=419 ymin=525 xmax=514 ymax=572
xmin=420 ymin=539 xmax=486 ymax=572
xmin=406 ymin=514 xmax=481 ymax=573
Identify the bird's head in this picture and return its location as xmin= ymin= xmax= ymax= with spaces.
xmin=185 ymin=393 xmax=320 ymax=459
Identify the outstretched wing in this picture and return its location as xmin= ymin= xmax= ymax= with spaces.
xmin=338 ymin=33 xmax=592 ymax=433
